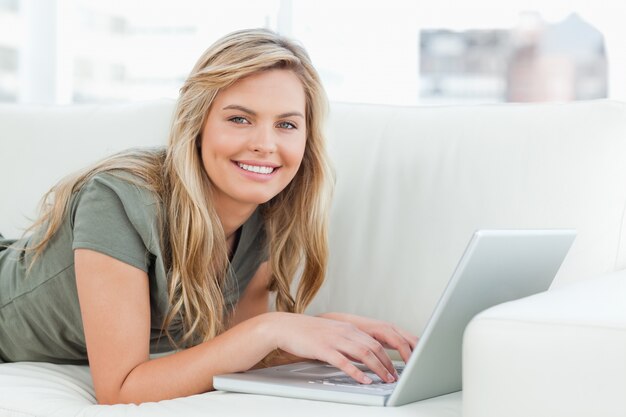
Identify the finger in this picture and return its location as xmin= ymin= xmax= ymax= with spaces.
xmin=339 ymin=338 xmax=397 ymax=383
xmin=393 ymin=326 xmax=419 ymax=350
xmin=325 ymin=352 xmax=373 ymax=385
xmin=383 ymin=326 xmax=419 ymax=352
xmin=356 ymin=331 xmax=401 ymax=380
xmin=335 ymin=322 xmax=398 ymax=380
xmin=391 ymin=337 xmax=413 ymax=365
xmin=371 ymin=327 xmax=414 ymax=365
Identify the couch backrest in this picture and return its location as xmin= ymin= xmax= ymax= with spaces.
xmin=2 ymin=99 xmax=626 ymax=335
xmin=0 ymin=99 xmax=174 ymax=236
xmin=309 ymin=100 xmax=626 ymax=334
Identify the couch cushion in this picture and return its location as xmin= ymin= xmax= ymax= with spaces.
xmin=463 ymin=269 xmax=626 ymax=417
xmin=0 ymin=361 xmax=461 ymax=416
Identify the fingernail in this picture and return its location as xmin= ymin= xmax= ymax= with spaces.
xmin=363 ymin=376 xmax=373 ymax=384
xmin=387 ymin=373 xmax=395 ymax=382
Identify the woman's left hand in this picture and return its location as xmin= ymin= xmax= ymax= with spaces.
xmin=317 ymin=312 xmax=418 ymax=364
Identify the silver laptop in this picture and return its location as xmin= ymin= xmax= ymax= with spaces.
xmin=214 ymin=229 xmax=576 ymax=406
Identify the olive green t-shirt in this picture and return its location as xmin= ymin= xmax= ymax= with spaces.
xmin=0 ymin=171 xmax=267 ymax=364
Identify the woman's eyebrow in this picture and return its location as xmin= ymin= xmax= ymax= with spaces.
xmin=223 ymin=104 xmax=256 ymax=115
xmin=277 ymin=111 xmax=305 ymax=119
xmin=222 ymin=104 xmax=304 ymax=119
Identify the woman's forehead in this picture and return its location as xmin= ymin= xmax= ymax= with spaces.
xmin=214 ymin=69 xmax=306 ymax=115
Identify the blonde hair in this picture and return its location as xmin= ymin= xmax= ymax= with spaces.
xmin=26 ymin=28 xmax=334 ymax=348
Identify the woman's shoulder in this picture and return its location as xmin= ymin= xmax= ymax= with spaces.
xmin=71 ymin=169 xmax=165 ymax=255
xmin=73 ymin=169 xmax=164 ymax=234
xmin=85 ymin=169 xmax=162 ymax=208
xmin=79 ymin=146 xmax=166 ymax=206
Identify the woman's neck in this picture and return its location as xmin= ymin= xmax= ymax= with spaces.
xmin=214 ymin=199 xmax=258 ymax=241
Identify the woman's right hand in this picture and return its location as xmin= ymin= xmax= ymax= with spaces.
xmin=262 ymin=312 xmax=398 ymax=384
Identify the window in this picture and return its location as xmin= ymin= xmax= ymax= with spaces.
xmin=1 ymin=0 xmax=623 ymax=105
xmin=419 ymin=13 xmax=608 ymax=104
xmin=0 ymin=0 xmax=19 ymax=101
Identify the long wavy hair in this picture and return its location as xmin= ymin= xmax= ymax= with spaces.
xmin=25 ymin=28 xmax=334 ymax=348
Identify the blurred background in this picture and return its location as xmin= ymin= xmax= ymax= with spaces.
xmin=0 ymin=0 xmax=624 ymax=106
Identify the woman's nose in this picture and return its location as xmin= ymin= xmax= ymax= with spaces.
xmin=249 ymin=125 xmax=277 ymax=154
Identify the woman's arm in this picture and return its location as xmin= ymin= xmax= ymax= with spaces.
xmin=229 ymin=265 xmax=418 ymax=368
xmin=227 ymin=262 xmax=271 ymax=328
xmin=75 ymin=250 xmax=403 ymax=404
xmin=227 ymin=262 xmax=305 ymax=367
xmin=75 ymin=249 xmax=276 ymax=404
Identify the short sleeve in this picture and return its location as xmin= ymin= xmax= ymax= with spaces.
xmin=71 ymin=175 xmax=150 ymax=272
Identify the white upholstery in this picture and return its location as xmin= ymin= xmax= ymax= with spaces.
xmin=463 ymin=270 xmax=626 ymax=417
xmin=2 ymin=99 xmax=626 ymax=416
xmin=0 ymin=361 xmax=460 ymax=417
xmin=311 ymin=100 xmax=626 ymax=335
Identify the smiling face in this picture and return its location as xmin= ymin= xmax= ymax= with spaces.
xmin=200 ymin=69 xmax=307 ymax=217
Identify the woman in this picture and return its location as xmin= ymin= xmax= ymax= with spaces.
xmin=0 ymin=28 xmax=417 ymax=404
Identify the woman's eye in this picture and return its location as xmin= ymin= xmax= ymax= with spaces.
xmin=230 ymin=116 xmax=249 ymax=124
xmin=277 ymin=121 xmax=296 ymax=129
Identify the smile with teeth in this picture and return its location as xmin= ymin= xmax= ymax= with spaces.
xmin=236 ymin=162 xmax=276 ymax=175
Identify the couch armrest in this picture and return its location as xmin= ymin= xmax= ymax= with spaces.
xmin=462 ymin=270 xmax=626 ymax=417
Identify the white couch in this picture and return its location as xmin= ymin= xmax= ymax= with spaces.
xmin=1 ymin=99 xmax=626 ymax=417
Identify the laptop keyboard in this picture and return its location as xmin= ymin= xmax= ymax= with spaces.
xmin=307 ymin=365 xmax=405 ymax=392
